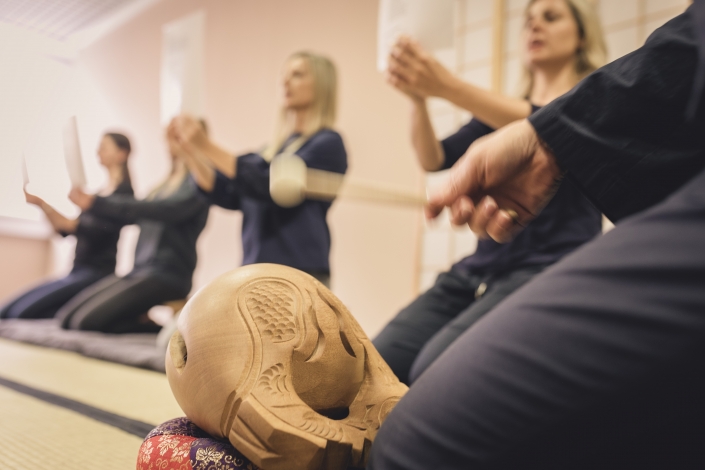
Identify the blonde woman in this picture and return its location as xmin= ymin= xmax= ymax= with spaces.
xmin=374 ymin=0 xmax=607 ymax=385
xmin=170 ymin=51 xmax=347 ymax=287
xmin=59 ymin=129 xmax=210 ymax=333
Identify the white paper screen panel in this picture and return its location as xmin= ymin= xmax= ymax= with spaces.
xmin=160 ymin=10 xmax=206 ymax=125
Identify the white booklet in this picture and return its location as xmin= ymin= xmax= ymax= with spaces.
xmin=377 ymin=0 xmax=455 ymax=72
xmin=21 ymin=154 xmax=29 ymax=187
xmin=160 ymin=10 xmax=206 ymax=124
xmin=63 ymin=116 xmax=87 ymax=188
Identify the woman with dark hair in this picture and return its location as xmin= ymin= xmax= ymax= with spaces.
xmin=0 ymin=133 xmax=134 ymax=319
xmin=59 ymin=128 xmax=210 ymax=334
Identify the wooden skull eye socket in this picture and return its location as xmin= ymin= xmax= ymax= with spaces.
xmin=169 ymin=330 xmax=188 ymax=371
xmin=318 ymin=407 xmax=350 ymax=421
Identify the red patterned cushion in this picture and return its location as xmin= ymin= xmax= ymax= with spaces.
xmin=136 ymin=417 xmax=259 ymax=470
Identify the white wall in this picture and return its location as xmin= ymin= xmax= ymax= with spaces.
xmin=75 ymin=0 xmax=424 ymax=336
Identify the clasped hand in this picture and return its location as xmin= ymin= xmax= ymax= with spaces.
xmin=167 ymin=114 xmax=208 ymax=153
xmin=426 ymin=120 xmax=563 ymax=243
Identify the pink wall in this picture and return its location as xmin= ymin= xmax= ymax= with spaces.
xmin=0 ymin=234 xmax=51 ymax=301
xmin=79 ymin=0 xmax=423 ymax=335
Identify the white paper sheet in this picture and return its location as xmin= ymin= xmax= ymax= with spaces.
xmin=161 ymin=10 xmax=206 ymax=124
xmin=377 ymin=0 xmax=455 ymax=72
xmin=63 ymin=115 xmax=87 ymax=188
xmin=21 ymin=154 xmax=29 ymax=187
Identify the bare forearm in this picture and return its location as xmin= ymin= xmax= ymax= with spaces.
xmin=201 ymin=141 xmax=236 ymax=178
xmin=440 ymin=78 xmax=532 ymax=129
xmin=182 ymin=149 xmax=217 ymax=192
xmin=40 ymin=201 xmax=78 ymax=233
xmin=410 ymin=99 xmax=445 ymax=172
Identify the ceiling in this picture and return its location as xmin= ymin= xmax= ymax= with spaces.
xmin=0 ymin=0 xmax=154 ymax=42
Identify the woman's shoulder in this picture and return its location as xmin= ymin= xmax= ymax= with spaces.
xmin=300 ymin=129 xmax=348 ymax=173
xmin=110 ymin=177 xmax=134 ymax=196
xmin=304 ymin=129 xmax=347 ymax=161
xmin=309 ymin=128 xmax=345 ymax=147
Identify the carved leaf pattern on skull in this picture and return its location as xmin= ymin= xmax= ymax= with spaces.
xmin=246 ymin=283 xmax=298 ymax=342
xmin=297 ymin=411 xmax=344 ymax=441
xmin=257 ymin=363 xmax=291 ymax=396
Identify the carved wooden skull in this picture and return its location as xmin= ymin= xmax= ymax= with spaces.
xmin=166 ymin=264 xmax=408 ymax=470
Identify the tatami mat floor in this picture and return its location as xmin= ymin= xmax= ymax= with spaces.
xmin=0 ymin=386 xmax=142 ymax=469
xmin=0 ymin=338 xmax=184 ymax=469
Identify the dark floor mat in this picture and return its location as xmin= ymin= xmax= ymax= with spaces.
xmin=0 ymin=319 xmax=166 ymax=372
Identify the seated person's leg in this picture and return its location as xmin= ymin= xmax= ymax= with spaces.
xmin=372 ymin=269 xmax=479 ymax=384
xmin=1 ymin=290 xmax=29 ymax=319
xmin=56 ymin=274 xmax=122 ymax=328
xmin=369 ymin=177 xmax=705 ymax=469
xmin=63 ymin=271 xmax=188 ymax=333
xmin=0 ymin=268 xmax=108 ymax=320
xmin=408 ymin=264 xmax=546 ymax=383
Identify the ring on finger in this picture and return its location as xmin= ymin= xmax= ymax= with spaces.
xmin=505 ymin=209 xmax=520 ymax=224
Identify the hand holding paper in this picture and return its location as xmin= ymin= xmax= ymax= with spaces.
xmin=23 ymin=188 xmax=43 ymax=207
xmin=377 ymin=0 xmax=454 ymax=72
xmin=21 ymin=154 xmax=43 ymax=206
xmin=386 ymin=36 xmax=458 ymax=100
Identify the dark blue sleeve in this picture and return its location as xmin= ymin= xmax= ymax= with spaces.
xmin=529 ymin=10 xmax=703 ymax=221
xmin=216 ymin=130 xmax=348 ymax=204
xmin=440 ymin=119 xmax=495 ymax=170
xmin=91 ymin=179 xmax=209 ymax=224
xmin=196 ymin=152 xmax=271 ymax=206
xmin=297 ymin=130 xmax=348 ymax=175
xmin=199 ymin=170 xmax=243 ymax=210
xmin=232 ymin=152 xmax=274 ymax=201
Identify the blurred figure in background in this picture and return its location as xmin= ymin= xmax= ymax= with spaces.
xmin=374 ymin=0 xmax=607 ymax=384
xmin=0 ymin=133 xmax=133 ymax=320
xmin=370 ymin=3 xmax=705 ymax=467
xmin=169 ymin=51 xmax=347 ymax=287
xmin=59 ymin=126 xmax=210 ymax=333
